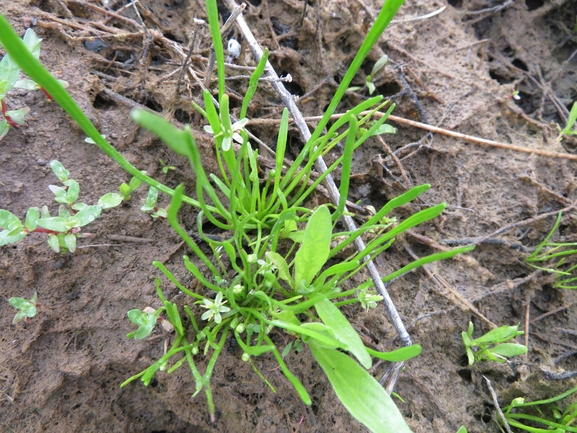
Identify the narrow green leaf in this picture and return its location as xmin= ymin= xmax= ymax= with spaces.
xmin=335 ymin=115 xmax=356 ymax=220
xmin=310 ymin=345 xmax=412 ymax=433
xmin=241 ymin=48 xmax=269 ymax=118
xmin=366 ymin=345 xmax=422 ymax=362
xmin=315 ymin=296 xmax=372 ymax=368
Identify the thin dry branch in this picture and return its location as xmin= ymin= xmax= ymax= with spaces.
xmin=248 ymin=110 xmax=577 ymax=161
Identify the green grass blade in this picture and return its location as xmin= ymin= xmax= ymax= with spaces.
xmin=335 ymin=115 xmax=356 ymax=221
xmin=307 ymin=0 xmax=405 ymax=146
xmin=241 ymin=49 xmax=268 ymax=118
xmin=205 ymin=0 xmax=225 ymax=98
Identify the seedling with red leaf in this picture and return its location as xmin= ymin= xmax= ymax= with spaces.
xmin=0 ymin=160 xmax=124 ymax=253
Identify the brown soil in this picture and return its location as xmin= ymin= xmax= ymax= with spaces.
xmin=2 ymin=0 xmax=577 ymax=432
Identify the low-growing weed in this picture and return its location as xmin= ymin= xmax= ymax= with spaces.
xmin=462 ymin=321 xmax=527 ymax=365
xmin=502 ymin=385 xmax=577 ymax=432
xmin=9 ymin=292 xmax=38 ymax=324
xmin=0 ymin=28 xmax=67 ymax=140
xmin=0 ymin=1 xmax=475 ymax=431
xmin=557 ymin=101 xmax=577 ymax=142
xmin=0 ymin=160 xmax=126 ymax=253
xmin=526 ymin=212 xmax=577 ymax=289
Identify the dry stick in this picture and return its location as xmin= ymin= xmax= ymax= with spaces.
xmin=484 ymin=376 xmax=513 ymax=433
xmin=248 ymin=111 xmax=577 ymax=161
xmin=224 ymin=0 xmax=413 ymax=347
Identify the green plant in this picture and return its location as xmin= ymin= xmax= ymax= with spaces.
xmin=462 ymin=321 xmax=527 ymax=365
xmin=456 ymin=427 xmax=468 ymax=433
xmin=557 ymin=101 xmax=577 ymax=142
xmin=502 ymin=385 xmax=577 ymax=432
xmin=526 ymin=212 xmax=577 ymax=289
xmin=0 ymin=1 xmax=475 ymax=430
xmin=0 ymin=160 xmax=125 ymax=253
xmin=140 ymin=186 xmax=167 ymax=218
xmin=0 ymin=28 xmax=67 ymax=140
xmin=349 ymin=54 xmax=389 ymax=95
xmin=159 ymin=158 xmax=175 ymax=174
xmin=8 ymin=292 xmax=38 ymax=324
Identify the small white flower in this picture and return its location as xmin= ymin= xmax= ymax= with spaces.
xmin=200 ymin=292 xmax=230 ymax=324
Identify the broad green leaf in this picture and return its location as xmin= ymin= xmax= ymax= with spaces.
xmin=141 ymin=186 xmax=158 ymax=211
xmin=49 ymin=160 xmax=69 ymax=182
xmin=315 ymin=296 xmax=372 ymax=368
xmin=472 ymin=324 xmax=522 ymax=345
xmin=0 ymin=53 xmax=20 ymax=93
xmin=47 ymin=233 xmax=60 ymax=252
xmin=0 ymin=209 xmax=22 ymax=231
xmin=37 ymin=216 xmax=68 ymax=232
xmin=0 ymin=118 xmax=9 ymax=141
xmin=311 ymin=345 xmax=412 ymax=433
xmin=462 ymin=331 xmax=472 ymax=347
xmin=98 ymin=192 xmax=123 ymax=209
xmin=489 ymin=343 xmax=527 ymax=358
xmin=295 ymin=205 xmax=332 ymax=287
xmin=69 ymin=205 xmax=101 ymax=227
xmin=22 ymin=28 xmax=42 ymax=59
xmin=14 ymin=78 xmax=39 ymax=90
xmin=366 ymin=345 xmax=422 ymax=362
xmin=456 ymin=427 xmax=468 ymax=433
xmin=62 ymin=180 xmax=80 ymax=204
xmin=300 ymin=322 xmax=341 ymax=349
xmin=266 ymin=251 xmax=292 ymax=283
xmin=25 ymin=207 xmax=39 ymax=231
xmin=0 ymin=209 xmax=25 ymax=245
xmin=371 ymin=123 xmax=396 ymax=135
xmin=371 ymin=54 xmax=389 ymax=76
xmin=465 ymin=346 xmax=475 ymax=365
xmin=64 ymin=233 xmax=76 ymax=252
xmin=127 ymin=309 xmax=156 ymax=340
